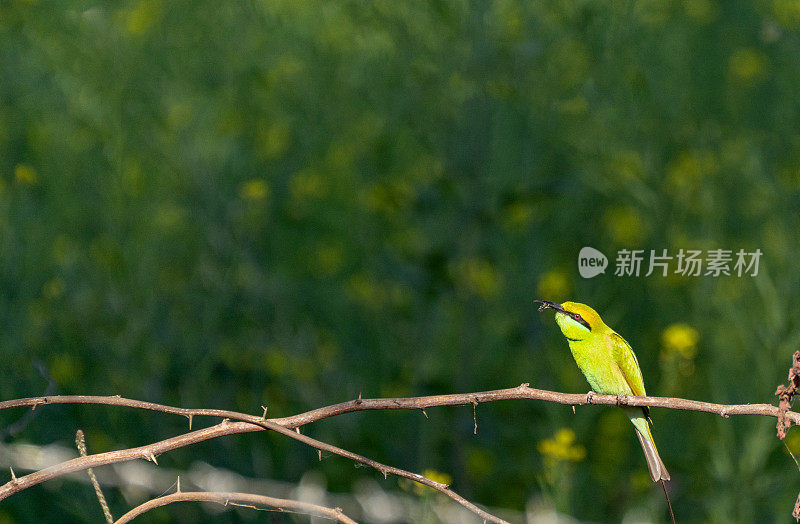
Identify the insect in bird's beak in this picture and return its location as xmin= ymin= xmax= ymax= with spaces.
xmin=534 ymin=300 xmax=566 ymax=313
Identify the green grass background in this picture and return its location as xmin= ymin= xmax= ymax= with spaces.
xmin=2 ymin=1 xmax=800 ymax=521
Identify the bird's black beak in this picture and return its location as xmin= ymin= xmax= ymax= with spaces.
xmin=535 ymin=300 xmax=566 ymax=313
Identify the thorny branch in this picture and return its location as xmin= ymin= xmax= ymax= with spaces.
xmin=1 ymin=378 xmax=800 ymax=522
xmin=776 ymin=351 xmax=800 ymax=440
xmin=775 ymin=351 xmax=800 ymax=521
xmin=2 ymin=386 xmax=797 ymax=429
xmin=112 ymin=491 xmax=358 ymax=524
xmin=0 ymin=406 xmax=505 ymax=523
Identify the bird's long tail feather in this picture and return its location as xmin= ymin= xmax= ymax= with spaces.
xmin=661 ymin=479 xmax=675 ymax=524
xmin=628 ymin=411 xmax=674 ymax=523
xmin=629 ymin=414 xmax=670 ymax=481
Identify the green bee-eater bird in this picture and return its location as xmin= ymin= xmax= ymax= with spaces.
xmin=536 ymin=300 xmax=670 ymax=483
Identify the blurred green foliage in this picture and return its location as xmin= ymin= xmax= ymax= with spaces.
xmin=2 ymin=0 xmax=800 ymax=522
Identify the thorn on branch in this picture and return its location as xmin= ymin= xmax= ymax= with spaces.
xmin=473 ymin=401 xmax=478 ymax=435
xmin=295 ymin=427 xmax=301 ymax=434
xmin=318 ymin=450 xmax=322 ymax=461
xmin=177 ymin=476 xmax=181 ymax=493
xmin=421 ymin=409 xmax=428 ymax=419
xmin=261 ymin=406 xmax=268 ymax=419
xmin=187 ymin=414 xmax=193 ymax=430
xmin=572 ymin=405 xmax=576 ymax=414
xmin=518 ymin=383 xmax=530 ymax=390
xmin=230 ymin=502 xmax=260 ymax=511
xmin=356 ymin=392 xmax=362 ymax=404
xmin=10 ymin=466 xmax=16 ymax=482
xmin=776 ymin=351 xmax=800 ymax=439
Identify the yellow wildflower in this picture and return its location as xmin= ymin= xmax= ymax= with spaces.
xmin=14 ymin=164 xmax=37 ymax=185
xmin=538 ymin=428 xmax=586 ymax=463
xmin=239 ymin=179 xmax=269 ymax=201
xmin=537 ymin=270 xmax=571 ymax=302
xmin=661 ymin=323 xmax=699 ymax=359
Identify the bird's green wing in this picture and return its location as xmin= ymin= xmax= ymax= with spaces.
xmin=609 ymin=332 xmax=650 ymax=421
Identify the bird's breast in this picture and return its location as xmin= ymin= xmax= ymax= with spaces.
xmin=567 ymin=338 xmax=631 ymax=395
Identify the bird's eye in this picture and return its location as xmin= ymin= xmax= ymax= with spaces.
xmin=573 ymin=313 xmax=582 ymax=321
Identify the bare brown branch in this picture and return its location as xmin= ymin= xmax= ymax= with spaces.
xmin=776 ymin=350 xmax=800 ymax=440
xmin=0 ymin=417 xmax=505 ymax=523
xmin=776 ymin=351 xmax=800 ymax=521
xmin=794 ymin=492 xmax=800 ymax=522
xmin=112 ymin=491 xmax=358 ymax=524
xmin=2 ymin=385 xmax=795 ymax=428
xmin=1 ymin=385 xmax=797 ymax=523
xmin=269 ymin=383 xmax=799 ymax=428
xmin=0 ymin=421 xmax=253 ymax=501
